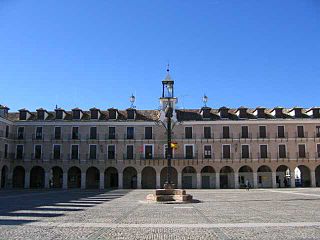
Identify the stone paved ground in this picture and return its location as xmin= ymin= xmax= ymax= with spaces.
xmin=0 ymin=188 xmax=320 ymax=239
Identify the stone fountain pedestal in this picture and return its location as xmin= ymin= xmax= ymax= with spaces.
xmin=146 ymin=184 xmax=193 ymax=203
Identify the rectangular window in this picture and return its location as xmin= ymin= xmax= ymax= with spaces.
xmin=259 ymin=126 xmax=266 ymax=138
xmin=185 ymin=127 xmax=193 ymax=139
xmin=35 ymin=127 xmax=43 ymax=140
xmin=241 ymin=145 xmax=249 ymax=158
xmin=72 ymin=127 xmax=79 ymax=140
xmin=90 ymin=110 xmax=99 ymax=120
xmin=204 ymin=127 xmax=211 ymax=139
xmin=16 ymin=145 xmax=24 ymax=159
xmin=90 ymin=127 xmax=97 ymax=139
xmin=316 ymin=126 xmax=320 ymax=138
xmin=298 ymin=144 xmax=306 ymax=158
xmin=107 ymin=145 xmax=115 ymax=159
xmin=127 ymin=127 xmax=134 ymax=139
xmin=4 ymin=144 xmax=8 ymax=158
xmin=241 ymin=126 xmax=249 ymax=138
xmin=127 ymin=110 xmax=135 ymax=120
xmin=278 ymin=126 xmax=285 ymax=138
xmin=71 ymin=145 xmax=79 ymax=160
xmin=17 ymin=127 xmax=24 ymax=140
xmin=53 ymin=145 xmax=61 ymax=160
xmin=126 ymin=145 xmax=134 ymax=159
xmin=145 ymin=127 xmax=153 ymax=139
xmin=204 ymin=145 xmax=212 ymax=159
xmin=108 ymin=127 xmax=115 ymax=139
xmin=54 ymin=127 xmax=61 ymax=140
xmin=56 ymin=110 xmax=63 ymax=120
xmin=297 ymin=126 xmax=304 ymax=138
xmin=222 ymin=145 xmax=231 ymax=159
xmin=279 ymin=144 xmax=286 ymax=158
xmin=260 ymin=145 xmax=268 ymax=158
xmin=185 ymin=145 xmax=194 ymax=159
xmin=5 ymin=126 xmax=9 ymax=138
xmin=144 ymin=145 xmax=153 ymax=159
xmin=89 ymin=145 xmax=97 ymax=159
xmin=222 ymin=126 xmax=230 ymax=139
xmin=317 ymin=144 xmax=320 ymax=158
xmin=34 ymin=145 xmax=42 ymax=159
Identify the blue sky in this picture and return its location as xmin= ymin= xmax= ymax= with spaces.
xmin=0 ymin=0 xmax=319 ymax=111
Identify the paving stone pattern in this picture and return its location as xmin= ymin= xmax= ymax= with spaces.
xmin=0 ymin=188 xmax=320 ymax=239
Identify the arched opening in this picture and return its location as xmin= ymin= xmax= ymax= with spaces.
xmin=105 ymin=167 xmax=118 ymax=188
xmin=68 ymin=166 xmax=81 ymax=188
xmin=182 ymin=166 xmax=197 ymax=189
xmin=316 ymin=165 xmax=320 ymax=187
xmin=123 ymin=167 xmax=137 ymax=189
xmin=141 ymin=167 xmax=156 ymax=189
xmin=160 ymin=167 xmax=178 ymax=188
xmin=12 ymin=166 xmax=25 ymax=188
xmin=201 ymin=166 xmax=215 ymax=189
xmin=276 ymin=165 xmax=291 ymax=188
xmin=257 ymin=165 xmax=272 ymax=188
xmin=51 ymin=166 xmax=63 ymax=188
xmin=295 ymin=165 xmax=311 ymax=187
xmin=238 ymin=165 xmax=253 ymax=188
xmin=30 ymin=166 xmax=45 ymax=188
xmin=1 ymin=166 xmax=8 ymax=188
xmin=220 ymin=166 xmax=234 ymax=189
xmin=86 ymin=167 xmax=100 ymax=189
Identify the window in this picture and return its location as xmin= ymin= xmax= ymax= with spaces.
xmin=127 ymin=110 xmax=135 ymax=120
xmin=54 ymin=127 xmax=61 ymax=140
xmin=297 ymin=126 xmax=304 ymax=138
xmin=91 ymin=110 xmax=99 ymax=120
xmin=89 ymin=145 xmax=97 ymax=160
xmin=90 ymin=127 xmax=97 ymax=139
xmin=241 ymin=126 xmax=249 ymax=138
xmin=109 ymin=110 xmax=117 ymax=120
xmin=107 ymin=145 xmax=115 ymax=159
xmin=108 ymin=127 xmax=115 ymax=139
xmin=259 ymin=126 xmax=266 ymax=138
xmin=127 ymin=127 xmax=134 ymax=139
xmin=278 ymin=126 xmax=285 ymax=138
xmin=72 ymin=127 xmax=79 ymax=140
xmin=38 ymin=111 xmax=45 ymax=120
xmin=16 ymin=145 xmax=24 ymax=159
xmin=71 ymin=145 xmax=79 ymax=160
xmin=317 ymin=144 xmax=320 ymax=158
xmin=5 ymin=126 xmax=9 ymax=138
xmin=56 ymin=110 xmax=63 ymax=120
xmin=185 ymin=145 xmax=194 ymax=159
xmin=17 ymin=127 xmax=24 ymax=140
xmin=126 ymin=145 xmax=134 ymax=159
xmin=241 ymin=145 xmax=249 ymax=158
xmin=53 ymin=145 xmax=61 ymax=160
xmin=316 ymin=126 xmax=320 ymax=138
xmin=4 ymin=144 xmax=8 ymax=158
xmin=278 ymin=144 xmax=286 ymax=158
xmin=204 ymin=127 xmax=211 ymax=139
xmin=260 ymin=145 xmax=268 ymax=158
xmin=298 ymin=144 xmax=306 ymax=158
xmin=20 ymin=111 xmax=27 ymax=120
xmin=145 ymin=127 xmax=153 ymax=139
xmin=144 ymin=145 xmax=153 ymax=159
xmin=34 ymin=145 xmax=42 ymax=159
xmin=204 ymin=145 xmax=212 ymax=159
xmin=35 ymin=127 xmax=43 ymax=140
xmin=73 ymin=110 xmax=81 ymax=120
xmin=185 ymin=127 xmax=192 ymax=139
xmin=222 ymin=126 xmax=230 ymax=139
xmin=222 ymin=145 xmax=231 ymax=159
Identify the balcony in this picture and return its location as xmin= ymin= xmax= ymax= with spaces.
xmin=50 ymin=153 xmax=63 ymax=161
xmin=105 ymin=133 xmax=118 ymax=140
xmin=257 ymin=152 xmax=271 ymax=160
xmin=295 ymin=132 xmax=308 ymax=138
xmin=238 ymin=132 xmax=252 ymax=139
xmin=296 ymin=152 xmax=309 ymax=159
xmin=221 ymin=153 xmax=234 ymax=160
xmin=277 ymin=152 xmax=289 ymax=160
xmin=68 ymin=134 xmax=82 ymax=141
xmin=31 ymin=153 xmax=44 ymax=161
xmin=51 ymin=134 xmax=64 ymax=141
xmin=32 ymin=134 xmax=44 ymax=141
xmin=240 ymin=152 xmax=252 ymax=160
xmin=87 ymin=134 xmax=100 ymax=141
xmin=276 ymin=132 xmax=288 ymax=139
xmin=257 ymin=133 xmax=270 ymax=139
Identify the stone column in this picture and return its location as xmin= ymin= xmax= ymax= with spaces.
xmin=62 ymin=172 xmax=68 ymax=189
xmin=137 ymin=172 xmax=142 ymax=189
xmin=196 ymin=173 xmax=201 ymax=189
xmin=272 ymin=172 xmax=277 ymax=188
xmin=290 ymin=172 xmax=295 ymax=188
xmin=311 ymin=171 xmax=316 ymax=187
xmin=177 ymin=172 xmax=182 ymax=189
xmin=99 ymin=172 xmax=105 ymax=190
xmin=81 ymin=172 xmax=86 ymax=189
xmin=118 ymin=172 xmax=123 ymax=189
xmin=44 ymin=172 xmax=50 ymax=189
xmin=156 ymin=172 xmax=161 ymax=189
xmin=253 ymin=172 xmax=258 ymax=188
xmin=215 ymin=172 xmax=220 ymax=189
xmin=234 ymin=173 xmax=239 ymax=189
xmin=24 ymin=171 xmax=30 ymax=189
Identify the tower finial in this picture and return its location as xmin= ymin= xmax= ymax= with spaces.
xmin=167 ymin=63 xmax=170 ymax=73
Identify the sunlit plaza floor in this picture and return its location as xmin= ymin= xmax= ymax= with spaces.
xmin=0 ymin=188 xmax=320 ymax=239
